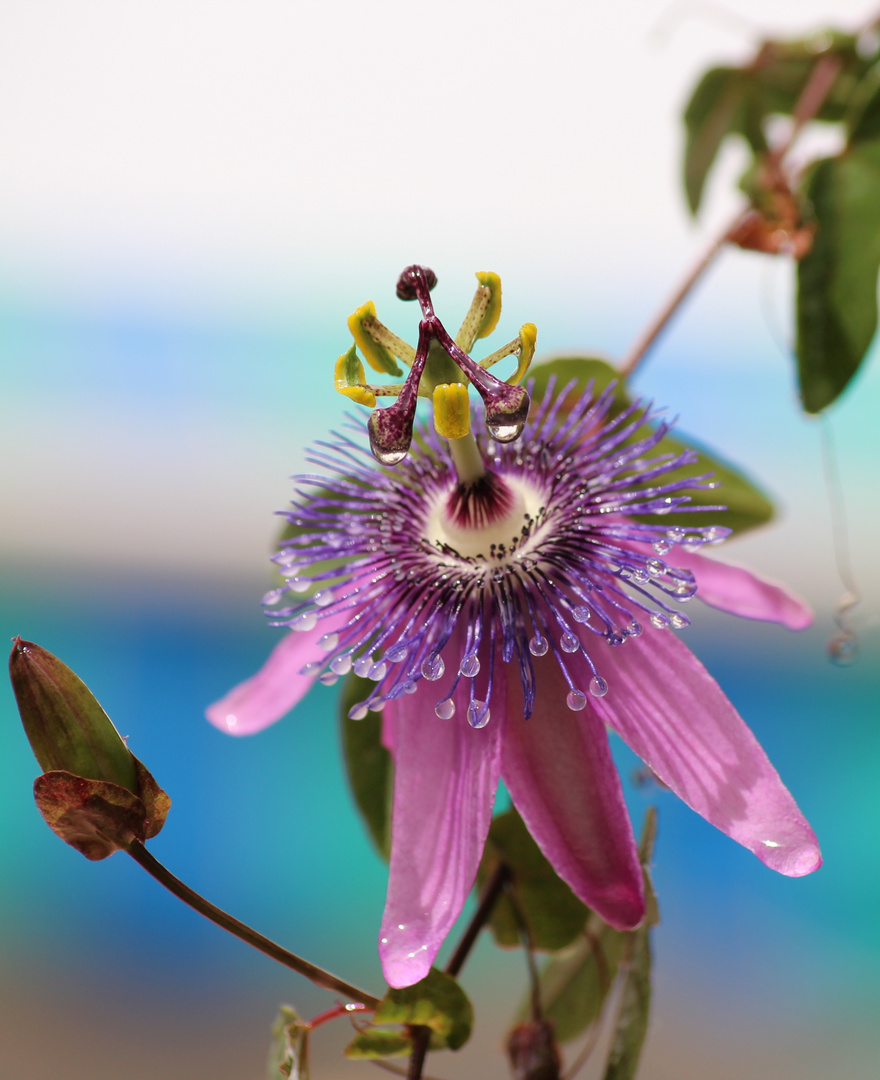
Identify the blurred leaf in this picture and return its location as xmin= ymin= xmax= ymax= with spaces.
xmin=532 ymin=916 xmax=628 ymax=1044
xmin=529 ymin=358 xmax=774 ymax=534
xmin=339 ymin=674 xmax=393 ymax=860
xmin=797 ymin=141 xmax=880 ymax=411
xmin=683 ymin=67 xmax=749 ymax=214
xmin=600 ymin=808 xmax=659 ymax=1080
xmin=600 ymin=926 xmax=651 ymax=1080
xmin=520 ymin=809 xmax=659 ymax=1048
xmin=477 ymin=808 xmax=589 ymax=951
xmin=268 ymin=1006 xmax=310 ymax=1080
xmin=346 ymin=969 xmax=473 ymax=1058
xmin=847 ymin=62 xmax=880 ymax=143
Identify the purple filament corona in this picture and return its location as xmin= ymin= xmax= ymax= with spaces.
xmin=265 ymin=378 xmax=729 ymax=725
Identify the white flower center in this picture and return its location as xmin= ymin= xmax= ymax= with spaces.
xmin=424 ymin=476 xmax=546 ymax=559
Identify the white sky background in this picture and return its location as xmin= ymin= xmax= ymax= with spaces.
xmin=0 ymin=0 xmax=877 ymax=611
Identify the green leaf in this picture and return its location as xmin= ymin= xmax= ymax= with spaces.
xmin=529 ymin=358 xmax=774 ymax=535
xmin=683 ymin=67 xmax=749 ymax=214
xmin=797 ymin=142 xmax=880 ymax=411
xmin=267 ymin=1006 xmax=310 ymax=1080
xmin=345 ymin=969 xmax=473 ymax=1058
xmin=477 ymin=808 xmax=590 ymax=951
xmin=601 ymin=926 xmax=652 ymax=1080
xmin=521 ymin=809 xmax=659 ymax=1048
xmin=339 ymin=674 xmax=393 ymax=860
xmin=601 ymin=808 xmax=659 ymax=1080
xmin=532 ymin=916 xmax=628 ymax=1044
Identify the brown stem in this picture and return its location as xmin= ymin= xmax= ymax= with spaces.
xmin=445 ymin=861 xmax=510 ymax=977
xmin=406 ymin=1027 xmax=432 ymax=1080
xmin=503 ymin=877 xmax=543 ymax=1022
xmin=619 ymin=43 xmax=847 ymax=382
xmin=125 ymin=840 xmax=381 ymax=1008
xmin=618 ymin=209 xmax=747 ymax=379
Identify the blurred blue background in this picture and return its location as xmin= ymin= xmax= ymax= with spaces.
xmin=1 ymin=2 xmax=878 ymax=1078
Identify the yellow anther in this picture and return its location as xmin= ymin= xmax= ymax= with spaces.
xmin=334 ymin=345 xmax=377 ymax=408
xmin=432 ymin=382 xmax=471 ymax=440
xmin=509 ymin=323 xmax=537 ymax=385
xmin=474 ymin=272 xmax=502 ymax=339
xmin=347 ymin=301 xmax=404 ymax=377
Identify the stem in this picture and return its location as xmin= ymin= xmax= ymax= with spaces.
xmin=125 ymin=840 xmax=381 ymax=1008
xmin=406 ymin=1028 xmax=432 ymax=1080
xmin=445 ymin=861 xmax=510 ymax=977
xmin=618 ymin=208 xmax=747 ymax=380
xmin=503 ymin=877 xmax=542 ymax=1022
xmin=619 ymin=42 xmax=847 ymax=382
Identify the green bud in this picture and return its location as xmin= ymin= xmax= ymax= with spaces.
xmin=10 ymin=637 xmax=138 ymax=792
xmin=9 ymin=638 xmax=170 ymax=859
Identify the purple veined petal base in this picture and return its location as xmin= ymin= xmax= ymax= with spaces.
xmin=502 ymin=648 xmax=645 ymax=931
xmin=378 ymin=661 xmax=503 ymax=988
xmin=589 ymin=628 xmax=821 ymax=877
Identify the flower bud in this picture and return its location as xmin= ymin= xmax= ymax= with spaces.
xmin=9 ymin=638 xmax=170 ymax=859
xmin=10 ymin=637 xmax=138 ymax=791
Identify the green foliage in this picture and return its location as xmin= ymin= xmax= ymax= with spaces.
xmin=267 ymin=1006 xmax=310 ymax=1080
xmin=345 ymin=969 xmax=474 ymax=1058
xmin=339 ymin=674 xmax=393 ymax=859
xmin=477 ymin=808 xmax=590 ymax=951
xmin=529 ymin=357 xmax=774 ymax=534
xmin=518 ymin=809 xmax=658 ymax=1057
xmin=681 ymin=32 xmax=870 ymax=215
xmin=797 ymin=137 xmax=880 ymax=412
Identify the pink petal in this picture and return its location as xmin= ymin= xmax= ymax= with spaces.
xmin=591 ymin=629 xmax=821 ymax=876
xmin=205 ymin=622 xmax=337 ymax=736
xmin=501 ymin=649 xmax=644 ymax=931
xmin=378 ymin=672 xmax=503 ymax=988
xmin=674 ymin=548 xmax=812 ymax=630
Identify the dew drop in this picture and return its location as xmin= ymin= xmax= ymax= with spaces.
xmin=421 ymin=654 xmax=445 ymax=681
xmin=300 ymin=661 xmax=323 ymax=676
xmin=666 ymin=527 xmax=686 ymax=542
xmin=566 ymin=689 xmax=587 ymax=711
xmin=646 ymin=559 xmax=666 ymax=578
xmin=313 ymin=589 xmax=334 ymax=608
xmin=404 ymin=680 xmax=418 ymax=695
xmin=435 ymin=699 xmax=456 ymax=719
xmin=318 ymin=632 xmax=339 ymax=652
xmin=353 ymin=655 xmax=373 ymax=677
xmin=368 ymin=661 xmax=387 ymax=681
xmin=650 ymin=613 xmax=669 ymax=629
xmin=467 ymin=701 xmax=491 ymax=728
xmin=262 ymin=587 xmax=286 ymax=606
xmin=627 ymin=620 xmax=643 ymax=637
xmin=674 ymin=584 xmax=695 ymax=602
xmin=670 ymin=613 xmax=690 ymax=629
xmin=367 ymin=698 xmax=386 ymax=712
xmin=560 ymin=632 xmax=580 ymax=654
xmin=529 ymin=634 xmax=549 ymax=656
xmin=330 ymin=654 xmax=352 ymax=676
xmin=374 ymin=447 xmax=408 ymax=466
xmin=386 ymin=644 xmax=409 ymax=663
xmin=288 ymin=576 xmax=312 ymax=594
xmin=652 ymin=539 xmax=670 ymax=555
xmin=319 ymin=672 xmax=338 ymax=686
xmin=460 ymin=653 xmax=481 ymax=678
xmin=291 ymin=611 xmax=318 ymax=632
xmin=589 ymin=676 xmax=608 ymax=698
xmin=572 ymin=606 xmax=592 ymax=624
xmin=487 ymin=421 xmax=524 ymax=442
xmin=632 ymin=568 xmax=650 ymax=584
xmin=348 ymin=703 xmax=369 ymax=721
